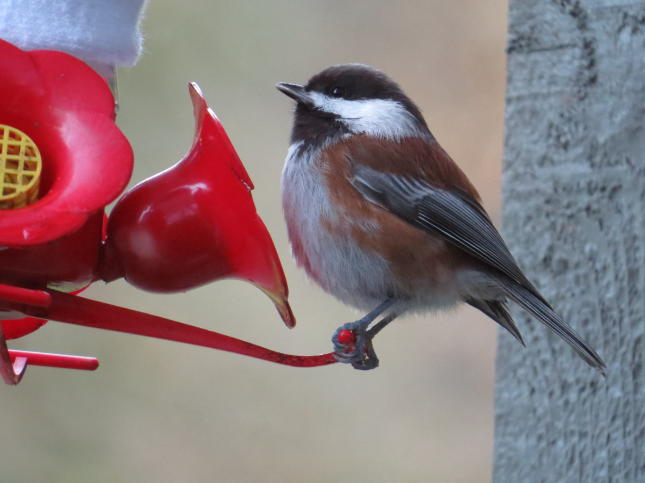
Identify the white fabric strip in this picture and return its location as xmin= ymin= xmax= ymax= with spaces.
xmin=0 ymin=0 xmax=146 ymax=67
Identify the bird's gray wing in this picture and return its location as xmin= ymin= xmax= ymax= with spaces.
xmin=349 ymin=162 xmax=547 ymax=305
xmin=350 ymin=162 xmax=607 ymax=371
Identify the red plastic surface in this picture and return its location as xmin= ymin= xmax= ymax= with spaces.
xmin=9 ymin=350 xmax=98 ymax=370
xmin=0 ymin=285 xmax=335 ymax=383
xmin=102 ymin=83 xmax=294 ymax=327
xmin=0 ymin=345 xmax=27 ymax=385
xmin=0 ymin=283 xmax=51 ymax=307
xmin=0 ymin=40 xmax=133 ymax=248
xmin=45 ymin=291 xmax=333 ymax=367
xmin=1 ymin=317 xmax=47 ymax=340
xmin=0 ymin=211 xmax=104 ymax=289
xmin=0 ymin=39 xmax=132 ymax=293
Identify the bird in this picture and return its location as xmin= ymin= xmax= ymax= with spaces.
xmin=276 ymin=63 xmax=605 ymax=373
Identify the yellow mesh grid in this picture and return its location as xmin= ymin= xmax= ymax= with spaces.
xmin=0 ymin=125 xmax=42 ymax=209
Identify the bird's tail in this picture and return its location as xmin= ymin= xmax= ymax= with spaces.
xmin=496 ymin=279 xmax=606 ymax=374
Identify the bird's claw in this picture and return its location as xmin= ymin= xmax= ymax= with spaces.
xmin=332 ymin=322 xmax=379 ymax=370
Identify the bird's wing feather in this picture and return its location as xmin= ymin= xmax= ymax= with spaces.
xmin=346 ymin=152 xmax=606 ymax=372
xmin=349 ymin=161 xmax=548 ymax=305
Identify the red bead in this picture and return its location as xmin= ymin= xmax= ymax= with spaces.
xmin=337 ymin=329 xmax=356 ymax=345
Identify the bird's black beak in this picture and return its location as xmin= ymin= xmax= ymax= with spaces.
xmin=276 ymin=82 xmax=315 ymax=109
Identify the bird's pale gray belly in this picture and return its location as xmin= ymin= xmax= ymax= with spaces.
xmin=282 ymin=148 xmax=392 ymax=311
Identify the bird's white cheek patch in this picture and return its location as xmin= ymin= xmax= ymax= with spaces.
xmin=309 ymin=93 xmax=423 ymax=139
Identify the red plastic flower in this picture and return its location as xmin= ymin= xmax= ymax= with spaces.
xmin=102 ymin=83 xmax=295 ymax=327
xmin=0 ymin=39 xmax=133 ymax=294
xmin=0 ymin=39 xmax=133 ymax=246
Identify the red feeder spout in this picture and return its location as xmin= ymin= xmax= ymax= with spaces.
xmin=101 ymin=83 xmax=295 ymax=328
xmin=0 ymin=283 xmax=335 ymax=382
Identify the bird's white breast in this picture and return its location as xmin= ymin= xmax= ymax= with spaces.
xmin=281 ymin=141 xmax=393 ymax=311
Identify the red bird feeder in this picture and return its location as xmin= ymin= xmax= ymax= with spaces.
xmin=0 ymin=40 xmax=335 ymax=385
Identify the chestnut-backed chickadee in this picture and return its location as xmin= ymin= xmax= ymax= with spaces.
xmin=276 ymin=64 xmax=605 ymax=373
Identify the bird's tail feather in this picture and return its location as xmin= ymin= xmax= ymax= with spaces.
xmin=497 ymin=279 xmax=606 ymax=374
xmin=467 ymin=298 xmax=525 ymax=347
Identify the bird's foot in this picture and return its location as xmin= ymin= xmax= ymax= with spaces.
xmin=332 ymin=321 xmax=379 ymax=370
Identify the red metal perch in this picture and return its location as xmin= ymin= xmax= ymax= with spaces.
xmin=0 ymin=283 xmax=336 ymax=385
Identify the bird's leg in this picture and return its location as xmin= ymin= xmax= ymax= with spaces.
xmin=351 ymin=312 xmax=399 ymax=370
xmin=332 ymin=298 xmax=397 ymax=370
xmin=366 ymin=312 xmax=399 ymax=339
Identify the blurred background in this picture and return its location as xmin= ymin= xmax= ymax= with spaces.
xmin=1 ymin=1 xmax=508 ymax=481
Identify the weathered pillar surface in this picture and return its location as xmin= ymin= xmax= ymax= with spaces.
xmin=494 ymin=1 xmax=644 ymax=482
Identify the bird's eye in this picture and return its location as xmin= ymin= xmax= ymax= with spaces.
xmin=329 ymin=86 xmax=344 ymax=98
